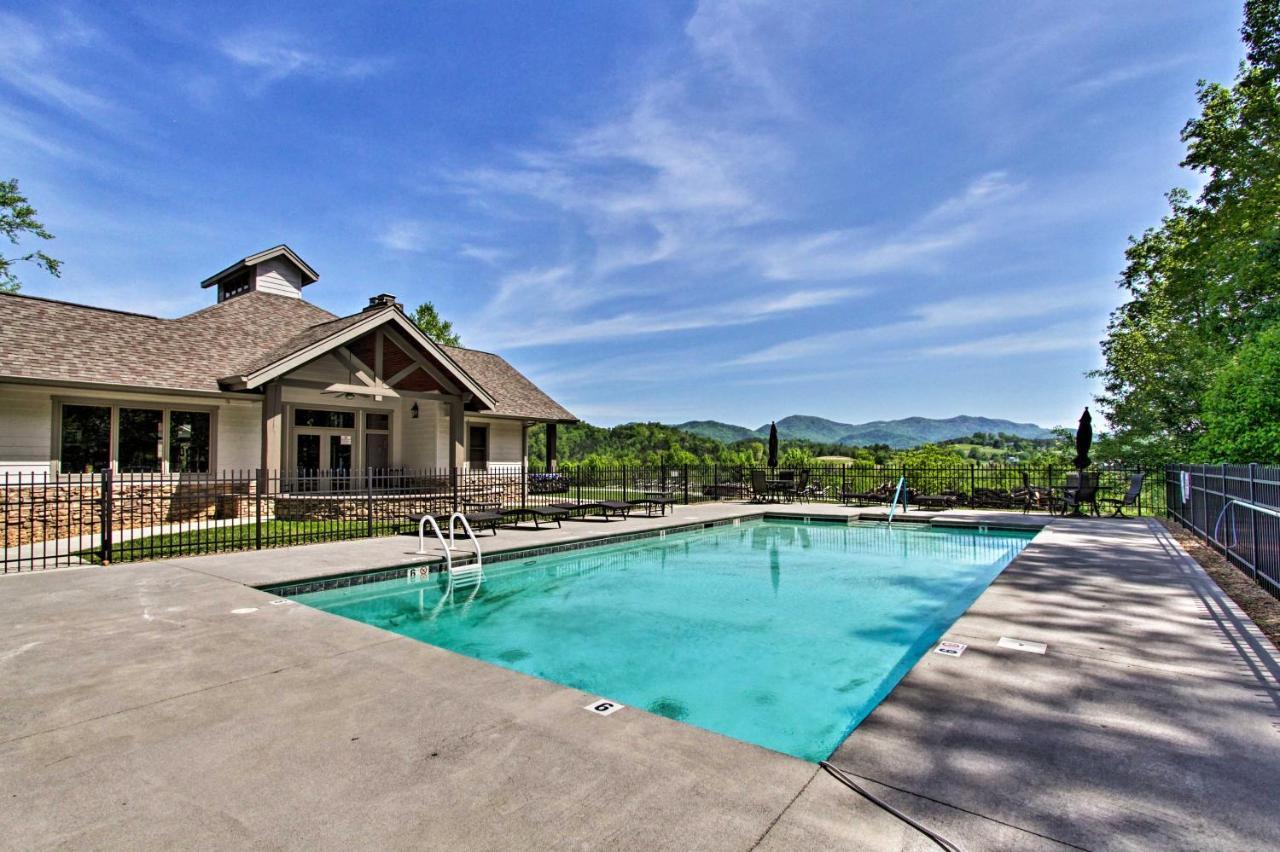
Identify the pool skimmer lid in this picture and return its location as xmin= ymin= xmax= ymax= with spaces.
xmin=584 ymin=699 xmax=624 ymax=716
xmin=998 ymin=636 xmax=1047 ymax=654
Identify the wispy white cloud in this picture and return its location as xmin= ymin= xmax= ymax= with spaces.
xmin=483 ymin=286 xmax=865 ymax=349
xmin=752 ymin=172 xmax=1024 ymax=281
xmin=1067 ymin=56 xmax=1195 ymax=96
xmin=218 ymin=31 xmax=389 ymax=84
xmin=0 ymin=11 xmax=123 ymax=123
xmin=922 ymin=322 xmax=1094 ymax=357
xmin=377 ymin=220 xmax=430 ymax=252
xmin=458 ymin=244 xmax=509 ymax=266
xmin=723 ymin=284 xmax=1107 ymax=366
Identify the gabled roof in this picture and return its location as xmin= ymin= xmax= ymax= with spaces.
xmin=200 ymin=245 xmax=319 ymax=289
xmin=222 ymin=307 xmax=500 ymax=412
xmin=0 ymin=291 xmax=577 ymax=422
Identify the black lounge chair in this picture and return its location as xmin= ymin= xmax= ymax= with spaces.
xmin=840 ymin=482 xmax=894 ymax=506
xmin=500 ymin=506 xmax=569 ymax=528
xmin=404 ymin=511 xmax=501 ymax=536
xmin=1099 ymin=473 xmax=1145 ymax=518
xmin=629 ymin=496 xmax=676 ymax=516
xmin=548 ymin=501 xmax=631 ymax=521
xmin=598 ymin=500 xmax=634 ymax=519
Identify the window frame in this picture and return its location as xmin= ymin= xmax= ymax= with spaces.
xmin=283 ymin=401 xmax=395 ymax=474
xmin=467 ymin=423 xmax=490 ymax=469
xmin=52 ymin=397 xmax=219 ymax=476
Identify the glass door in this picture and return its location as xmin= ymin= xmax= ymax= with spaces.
xmin=329 ymin=434 xmax=352 ymax=491
xmin=296 ymin=433 xmax=321 ymax=491
xmin=294 ymin=430 xmax=354 ymax=491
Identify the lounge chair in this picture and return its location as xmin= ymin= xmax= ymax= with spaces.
xmin=630 ymin=495 xmax=676 ymax=516
xmin=1099 ymin=473 xmax=1145 ymax=518
xmin=500 ymin=505 xmax=569 ymax=528
xmin=404 ymin=510 xmax=501 ymax=536
xmin=549 ymin=500 xmax=632 ymax=521
xmin=840 ymin=482 xmax=890 ymax=506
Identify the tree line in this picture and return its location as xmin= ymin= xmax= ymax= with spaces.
xmin=1095 ymin=0 xmax=1280 ymax=464
xmin=527 ymin=422 xmax=1079 ymax=470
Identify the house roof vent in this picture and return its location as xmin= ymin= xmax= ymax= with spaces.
xmin=365 ymin=293 xmax=402 ymax=312
xmin=201 ymin=245 xmax=318 ymax=303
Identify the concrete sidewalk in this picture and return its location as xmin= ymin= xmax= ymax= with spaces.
xmin=1 ymin=508 xmax=1277 ymax=849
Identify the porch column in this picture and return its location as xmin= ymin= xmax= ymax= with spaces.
xmin=260 ymin=380 xmax=284 ymax=492
xmin=449 ymin=400 xmax=465 ymax=470
xmin=545 ymin=423 xmax=558 ymax=472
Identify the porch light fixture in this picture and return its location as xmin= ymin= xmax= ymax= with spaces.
xmin=410 ymin=402 xmax=419 ymax=419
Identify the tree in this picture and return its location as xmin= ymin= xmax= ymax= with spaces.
xmin=1197 ymin=323 xmax=1280 ymax=462
xmin=410 ymin=301 xmax=461 ymax=346
xmin=1094 ymin=0 xmax=1280 ymax=460
xmin=1 ymin=178 xmax=62 ymax=294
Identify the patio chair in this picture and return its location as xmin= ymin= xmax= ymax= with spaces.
xmin=1053 ymin=472 xmax=1101 ymax=517
xmin=1099 ymin=473 xmax=1145 ymax=518
xmin=750 ymin=470 xmax=773 ymax=503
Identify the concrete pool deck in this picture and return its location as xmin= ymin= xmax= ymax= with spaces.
xmin=3 ymin=504 xmax=1278 ymax=849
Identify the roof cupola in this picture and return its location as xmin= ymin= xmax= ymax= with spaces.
xmin=200 ymin=245 xmax=319 ymax=302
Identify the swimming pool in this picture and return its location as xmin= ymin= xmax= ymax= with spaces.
xmin=288 ymin=519 xmax=1034 ymax=761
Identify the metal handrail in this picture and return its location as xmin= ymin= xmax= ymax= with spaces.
xmin=415 ymin=514 xmax=451 ymax=566
xmin=886 ymin=476 xmax=906 ymax=525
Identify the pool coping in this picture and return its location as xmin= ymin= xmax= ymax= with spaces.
xmin=260 ymin=512 xmax=1043 ymax=597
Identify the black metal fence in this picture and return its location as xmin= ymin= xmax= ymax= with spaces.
xmin=3 ymin=463 xmax=1162 ymax=573
xmin=1166 ymin=464 xmax=1280 ymax=598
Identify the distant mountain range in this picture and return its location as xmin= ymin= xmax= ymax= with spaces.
xmin=672 ymin=414 xmax=1055 ymax=449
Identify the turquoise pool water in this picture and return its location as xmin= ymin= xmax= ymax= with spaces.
xmin=290 ymin=520 xmax=1033 ymax=761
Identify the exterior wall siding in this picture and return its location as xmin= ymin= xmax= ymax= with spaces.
xmin=0 ymin=386 xmax=54 ymax=474
xmin=0 ymin=383 xmax=261 ymax=473
xmin=253 ymin=258 xmax=304 ymax=299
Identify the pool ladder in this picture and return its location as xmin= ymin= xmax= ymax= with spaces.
xmin=412 ymin=513 xmax=485 ymax=601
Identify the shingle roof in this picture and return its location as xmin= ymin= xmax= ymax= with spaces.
xmin=0 ymin=291 xmax=335 ymax=392
xmin=442 ymin=345 xmax=576 ymax=422
xmin=0 ymin=291 xmax=576 ymax=422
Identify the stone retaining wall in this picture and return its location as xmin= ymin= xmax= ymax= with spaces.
xmin=4 ymin=474 xmax=528 ymax=547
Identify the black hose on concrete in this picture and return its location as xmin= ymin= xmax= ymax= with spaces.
xmin=818 ymin=761 xmax=962 ymax=852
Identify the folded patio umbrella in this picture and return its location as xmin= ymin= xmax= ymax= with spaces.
xmin=1073 ymin=407 xmax=1093 ymax=473
xmin=768 ymin=422 xmax=779 ymax=469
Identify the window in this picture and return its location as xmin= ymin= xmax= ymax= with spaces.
xmin=60 ymin=405 xmax=111 ymax=473
xmin=468 ymin=424 xmax=489 ymax=467
xmin=364 ymin=411 xmax=391 ymax=471
xmin=169 ymin=410 xmax=211 ymax=473
xmin=118 ymin=408 xmax=164 ymax=472
xmin=58 ymin=403 xmax=213 ymax=474
xmin=294 ymin=408 xmax=355 ymax=429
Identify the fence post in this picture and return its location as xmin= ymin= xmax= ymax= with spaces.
xmin=366 ymin=467 xmax=374 ymax=538
xmin=255 ymin=469 xmax=264 ymax=550
xmin=1248 ymin=463 xmax=1260 ymax=579
xmin=99 ymin=469 xmax=113 ymax=565
xmin=970 ymin=465 xmax=976 ymax=509
xmin=684 ymin=464 xmax=690 ymax=505
xmin=451 ymin=466 xmax=460 ymax=515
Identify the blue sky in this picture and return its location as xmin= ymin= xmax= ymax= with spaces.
xmin=0 ymin=2 xmax=1245 ymax=429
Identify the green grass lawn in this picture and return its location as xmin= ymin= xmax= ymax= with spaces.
xmin=78 ymin=519 xmax=409 ymax=564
